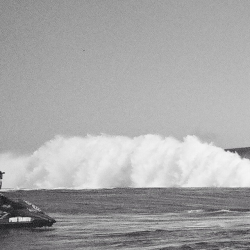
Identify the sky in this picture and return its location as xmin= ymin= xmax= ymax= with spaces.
xmin=1 ymin=0 xmax=250 ymax=153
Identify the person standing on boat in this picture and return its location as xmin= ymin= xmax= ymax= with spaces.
xmin=0 ymin=171 xmax=5 ymax=189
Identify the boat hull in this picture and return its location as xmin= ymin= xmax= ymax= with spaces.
xmin=0 ymin=194 xmax=56 ymax=228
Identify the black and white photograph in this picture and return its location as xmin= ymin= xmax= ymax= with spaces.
xmin=1 ymin=0 xmax=250 ymax=249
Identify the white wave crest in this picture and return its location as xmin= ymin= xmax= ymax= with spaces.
xmin=0 ymin=135 xmax=249 ymax=189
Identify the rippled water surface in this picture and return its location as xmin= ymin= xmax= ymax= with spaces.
xmin=1 ymin=188 xmax=250 ymax=249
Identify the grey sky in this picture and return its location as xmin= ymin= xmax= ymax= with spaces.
xmin=1 ymin=0 xmax=250 ymax=153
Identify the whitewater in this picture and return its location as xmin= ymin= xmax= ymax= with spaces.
xmin=2 ymin=135 xmax=250 ymax=250
xmin=0 ymin=134 xmax=249 ymax=189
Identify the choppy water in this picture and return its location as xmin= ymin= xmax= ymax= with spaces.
xmin=1 ymin=188 xmax=250 ymax=249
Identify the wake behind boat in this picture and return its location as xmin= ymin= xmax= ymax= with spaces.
xmin=0 ymin=171 xmax=56 ymax=228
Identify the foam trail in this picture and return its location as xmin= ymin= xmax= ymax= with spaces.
xmin=1 ymin=135 xmax=250 ymax=189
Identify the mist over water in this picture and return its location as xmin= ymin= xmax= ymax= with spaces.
xmin=0 ymin=135 xmax=250 ymax=189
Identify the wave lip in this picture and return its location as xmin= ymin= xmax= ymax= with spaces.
xmin=187 ymin=209 xmax=204 ymax=214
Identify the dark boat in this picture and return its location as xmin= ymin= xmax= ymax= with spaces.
xmin=0 ymin=194 xmax=56 ymax=228
xmin=0 ymin=171 xmax=56 ymax=228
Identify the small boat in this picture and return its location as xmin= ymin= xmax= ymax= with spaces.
xmin=0 ymin=193 xmax=56 ymax=228
xmin=0 ymin=171 xmax=56 ymax=228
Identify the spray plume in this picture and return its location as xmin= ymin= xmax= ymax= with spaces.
xmin=0 ymin=135 xmax=249 ymax=189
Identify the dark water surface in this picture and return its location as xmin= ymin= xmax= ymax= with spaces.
xmin=1 ymin=188 xmax=250 ymax=249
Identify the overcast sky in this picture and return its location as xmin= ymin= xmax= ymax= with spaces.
xmin=1 ymin=0 xmax=250 ymax=153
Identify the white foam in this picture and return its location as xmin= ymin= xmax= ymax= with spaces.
xmin=0 ymin=134 xmax=249 ymax=189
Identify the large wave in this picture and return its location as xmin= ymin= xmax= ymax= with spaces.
xmin=0 ymin=135 xmax=249 ymax=189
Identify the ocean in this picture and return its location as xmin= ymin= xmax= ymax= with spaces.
xmin=1 ymin=188 xmax=250 ymax=250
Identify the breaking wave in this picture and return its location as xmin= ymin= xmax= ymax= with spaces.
xmin=0 ymin=134 xmax=250 ymax=189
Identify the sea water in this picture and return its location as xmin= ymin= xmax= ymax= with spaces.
xmin=1 ymin=188 xmax=250 ymax=250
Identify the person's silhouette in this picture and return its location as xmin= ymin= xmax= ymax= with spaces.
xmin=0 ymin=171 xmax=5 ymax=189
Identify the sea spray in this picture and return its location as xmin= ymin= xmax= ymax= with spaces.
xmin=0 ymin=135 xmax=249 ymax=189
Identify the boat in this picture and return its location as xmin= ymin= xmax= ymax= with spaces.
xmin=0 ymin=171 xmax=56 ymax=228
xmin=0 ymin=194 xmax=56 ymax=228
